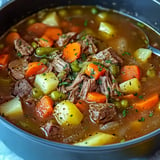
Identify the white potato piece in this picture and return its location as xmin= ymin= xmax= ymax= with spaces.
xmin=34 ymin=72 xmax=59 ymax=94
xmin=0 ymin=97 xmax=23 ymax=119
xmin=134 ymin=48 xmax=152 ymax=63
xmin=74 ymin=132 xmax=117 ymax=146
xmin=119 ymin=78 xmax=141 ymax=94
xmin=54 ymin=100 xmax=83 ymax=126
xmin=99 ymin=22 xmax=115 ymax=37
xmin=42 ymin=12 xmax=59 ymax=26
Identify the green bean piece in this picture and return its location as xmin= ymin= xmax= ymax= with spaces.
xmin=51 ymin=91 xmax=66 ymax=101
xmin=114 ymin=101 xmax=121 ymax=109
xmin=120 ymin=99 xmax=129 ymax=108
xmin=31 ymin=42 xmax=38 ymax=49
xmin=146 ymin=68 xmax=156 ymax=78
xmin=32 ymin=88 xmax=43 ymax=99
xmin=57 ymin=71 xmax=67 ymax=81
xmin=71 ymin=60 xmax=81 ymax=72
xmin=36 ymin=47 xmax=57 ymax=56
xmin=40 ymin=58 xmax=48 ymax=65
xmin=91 ymin=8 xmax=98 ymax=15
xmin=109 ymin=64 xmax=119 ymax=76
xmin=27 ymin=18 xmax=36 ymax=25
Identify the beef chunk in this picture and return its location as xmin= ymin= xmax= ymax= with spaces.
xmin=51 ymin=56 xmax=70 ymax=73
xmin=79 ymin=78 xmax=97 ymax=100
xmin=89 ymin=103 xmax=117 ymax=124
xmin=68 ymin=85 xmax=79 ymax=103
xmin=13 ymin=79 xmax=32 ymax=98
xmin=79 ymin=35 xmax=98 ymax=54
xmin=93 ymin=47 xmax=123 ymax=67
xmin=8 ymin=58 xmax=28 ymax=80
xmin=66 ymin=73 xmax=86 ymax=91
xmin=99 ymin=70 xmax=121 ymax=98
xmin=14 ymin=38 xmax=34 ymax=56
xmin=41 ymin=121 xmax=60 ymax=137
xmin=56 ymin=32 xmax=77 ymax=47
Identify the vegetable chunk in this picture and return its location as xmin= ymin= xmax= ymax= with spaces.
xmin=0 ymin=97 xmax=23 ymax=119
xmin=119 ymin=78 xmax=141 ymax=94
xmin=54 ymin=100 xmax=83 ymax=126
xmin=74 ymin=132 xmax=117 ymax=146
xmin=34 ymin=72 xmax=59 ymax=94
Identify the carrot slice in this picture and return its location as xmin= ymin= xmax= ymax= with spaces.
xmin=0 ymin=54 xmax=9 ymax=69
xmin=39 ymin=35 xmax=53 ymax=47
xmin=85 ymin=63 xmax=106 ymax=80
xmin=27 ymin=23 xmax=47 ymax=37
xmin=133 ymin=93 xmax=159 ymax=110
xmin=76 ymin=100 xmax=88 ymax=112
xmin=44 ymin=27 xmax=62 ymax=40
xmin=35 ymin=95 xmax=54 ymax=120
xmin=121 ymin=65 xmax=140 ymax=81
xmin=87 ymin=92 xmax=107 ymax=103
xmin=5 ymin=32 xmax=20 ymax=44
xmin=25 ymin=62 xmax=47 ymax=77
xmin=63 ymin=42 xmax=81 ymax=62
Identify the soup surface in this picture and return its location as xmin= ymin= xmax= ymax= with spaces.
xmin=0 ymin=6 xmax=160 ymax=146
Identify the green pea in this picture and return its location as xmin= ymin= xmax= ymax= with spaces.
xmin=147 ymin=68 xmax=156 ymax=78
xmin=91 ymin=8 xmax=98 ymax=15
xmin=31 ymin=42 xmax=38 ymax=49
xmin=120 ymin=99 xmax=129 ymax=108
xmin=40 ymin=58 xmax=48 ymax=65
xmin=32 ymin=88 xmax=43 ymax=99
xmin=71 ymin=60 xmax=81 ymax=72
xmin=109 ymin=64 xmax=119 ymax=76
xmin=114 ymin=101 xmax=121 ymax=108
xmin=51 ymin=91 xmax=66 ymax=101
xmin=36 ymin=47 xmax=57 ymax=56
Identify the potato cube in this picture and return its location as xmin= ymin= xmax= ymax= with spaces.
xmin=134 ymin=48 xmax=152 ymax=63
xmin=54 ymin=100 xmax=83 ymax=126
xmin=34 ymin=72 xmax=59 ymax=94
xmin=119 ymin=78 xmax=141 ymax=94
xmin=74 ymin=132 xmax=117 ymax=146
xmin=0 ymin=97 xmax=23 ymax=119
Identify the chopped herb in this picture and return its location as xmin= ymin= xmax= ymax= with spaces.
xmin=17 ymin=52 xmax=22 ymax=57
xmin=112 ymin=79 xmax=116 ymax=83
xmin=40 ymin=38 xmax=48 ymax=42
xmin=98 ymin=65 xmax=103 ymax=71
xmin=74 ymin=52 xmax=78 ymax=56
xmin=106 ymin=94 xmax=109 ymax=98
xmin=134 ymin=93 xmax=138 ymax=96
xmin=122 ymin=51 xmax=131 ymax=56
xmin=138 ymin=95 xmax=144 ymax=99
xmin=84 ymin=20 xmax=88 ymax=27
xmin=98 ymin=79 xmax=102 ymax=85
xmin=122 ymin=109 xmax=128 ymax=117
xmin=85 ymin=41 xmax=89 ymax=46
xmin=114 ymin=89 xmax=122 ymax=96
xmin=70 ymin=114 xmax=73 ymax=117
xmin=120 ymin=139 xmax=125 ymax=143
xmin=129 ymin=106 xmax=133 ymax=109
xmin=149 ymin=112 xmax=154 ymax=117
xmin=61 ymin=34 xmax=67 ymax=38
xmin=135 ymin=109 xmax=138 ymax=112
xmin=105 ymin=60 xmax=112 ymax=63
xmin=78 ymin=101 xmax=82 ymax=104
xmin=42 ymin=73 xmax=46 ymax=76
xmin=91 ymin=8 xmax=98 ymax=15
xmin=90 ymin=68 xmax=95 ymax=75
xmin=59 ymin=81 xmax=70 ymax=86
xmin=73 ymin=48 xmax=76 ymax=51
xmin=81 ymin=53 xmax=87 ymax=61
xmin=81 ymin=36 xmax=86 ymax=40
xmin=107 ymin=87 xmax=110 ymax=91
xmin=108 ymin=105 xmax=113 ymax=108
xmin=144 ymin=40 xmax=149 ymax=45
xmin=137 ymin=22 xmax=144 ymax=28
xmin=63 ymin=64 xmax=68 ymax=70
xmin=138 ymin=117 xmax=145 ymax=122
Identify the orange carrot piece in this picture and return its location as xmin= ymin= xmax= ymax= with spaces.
xmin=5 ymin=32 xmax=20 ymax=44
xmin=87 ymin=92 xmax=107 ymax=103
xmin=63 ymin=42 xmax=81 ymax=62
xmin=44 ymin=27 xmax=62 ymax=40
xmin=121 ymin=65 xmax=140 ymax=81
xmin=38 ymin=35 xmax=53 ymax=47
xmin=0 ymin=54 xmax=9 ymax=69
xmin=85 ymin=63 xmax=106 ymax=80
xmin=27 ymin=23 xmax=48 ymax=37
xmin=25 ymin=62 xmax=47 ymax=77
xmin=35 ymin=95 xmax=54 ymax=120
xmin=76 ymin=100 xmax=88 ymax=112
xmin=133 ymin=93 xmax=159 ymax=110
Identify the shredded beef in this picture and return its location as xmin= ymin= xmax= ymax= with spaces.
xmin=41 ymin=121 xmax=60 ymax=137
xmin=13 ymin=79 xmax=32 ymax=98
xmin=89 ymin=103 xmax=117 ymax=124
xmin=68 ymin=85 xmax=79 ymax=103
xmin=93 ymin=47 xmax=123 ymax=67
xmin=14 ymin=38 xmax=34 ymax=56
xmin=8 ymin=58 xmax=28 ymax=80
xmin=79 ymin=78 xmax=97 ymax=100
xmin=51 ymin=56 xmax=70 ymax=73
xmin=56 ymin=32 xmax=77 ymax=47
xmin=79 ymin=35 xmax=98 ymax=54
